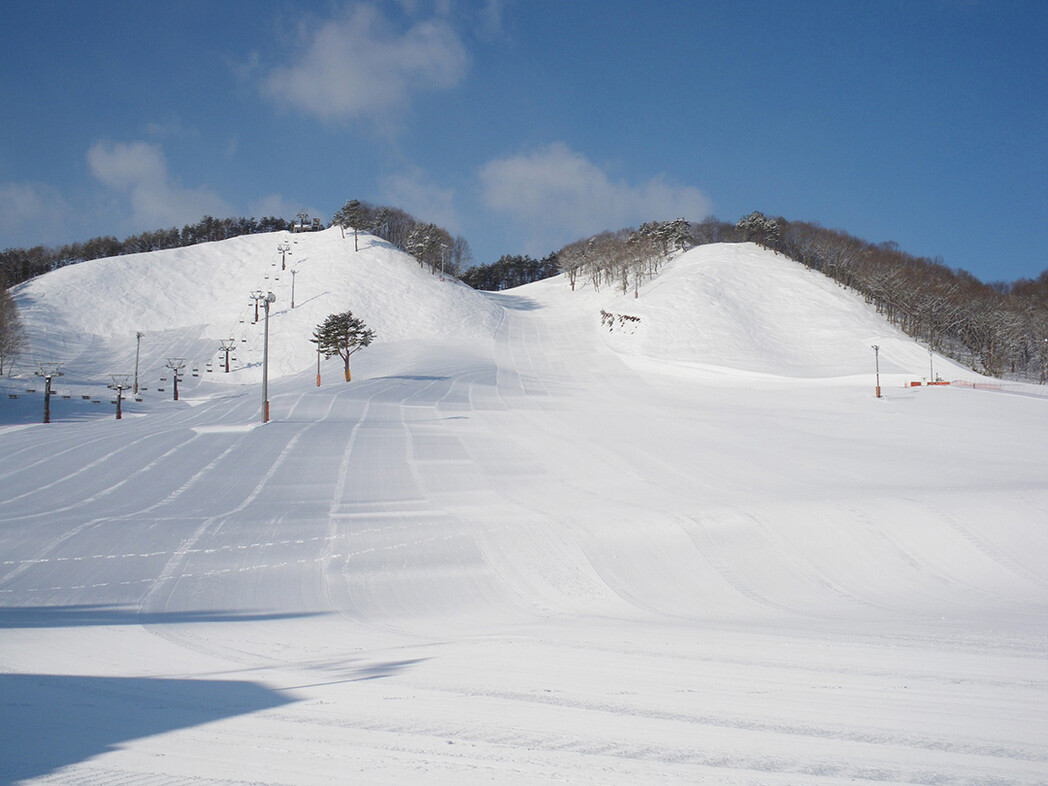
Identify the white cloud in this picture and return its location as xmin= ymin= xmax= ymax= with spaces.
xmin=477 ymin=0 xmax=509 ymax=39
xmin=379 ymin=167 xmax=459 ymax=232
xmin=0 ymin=181 xmax=72 ymax=248
xmin=250 ymin=194 xmax=325 ymax=224
xmin=261 ymin=3 xmax=468 ymax=124
xmin=87 ymin=140 xmax=231 ymax=229
xmin=479 ymin=142 xmax=712 ymax=250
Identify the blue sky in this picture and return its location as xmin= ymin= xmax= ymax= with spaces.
xmin=2 ymin=1 xmax=1046 ymax=282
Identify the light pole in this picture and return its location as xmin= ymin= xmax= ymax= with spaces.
xmin=277 ymin=239 xmax=292 ymax=270
xmin=165 ymin=358 xmax=186 ymax=401
xmin=261 ymin=291 xmax=276 ymax=423
xmin=133 ymin=331 xmax=143 ymax=394
xmin=35 ymin=363 xmax=63 ymax=423
xmin=871 ymin=345 xmax=881 ymax=398
xmin=109 ymin=374 xmax=131 ymax=419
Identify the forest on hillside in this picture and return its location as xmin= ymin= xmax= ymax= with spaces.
xmin=0 ymin=215 xmax=295 ymax=286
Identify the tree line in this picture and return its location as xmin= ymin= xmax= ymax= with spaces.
xmin=460 ymin=253 xmax=560 ymax=291
xmin=0 ymin=215 xmax=293 ymax=287
xmin=331 ymin=199 xmax=472 ymax=278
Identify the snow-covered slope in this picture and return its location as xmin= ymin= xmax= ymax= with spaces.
xmin=2 ymin=238 xmax=1046 ymax=785
xmin=531 ymin=242 xmax=972 ymax=382
xmin=11 ymin=226 xmax=501 ymax=385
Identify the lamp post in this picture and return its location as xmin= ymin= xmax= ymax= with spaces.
xmin=872 ymin=344 xmax=881 ymax=398
xmin=133 ymin=331 xmax=143 ymax=393
xmin=261 ymin=291 xmax=276 ymax=423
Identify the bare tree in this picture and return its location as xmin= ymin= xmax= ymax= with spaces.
xmin=0 ymin=282 xmax=28 ymax=375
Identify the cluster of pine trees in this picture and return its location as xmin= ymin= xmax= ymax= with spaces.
xmin=0 ymin=215 xmax=292 ymax=287
xmin=460 ymin=254 xmax=560 ymax=291
xmin=331 ymin=199 xmax=471 ymax=278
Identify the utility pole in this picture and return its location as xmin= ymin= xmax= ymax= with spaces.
xmin=35 ymin=363 xmax=63 ymax=423
xmin=219 ymin=339 xmax=235 ymax=372
xmin=251 ymin=290 xmax=264 ymax=323
xmin=277 ymin=239 xmax=292 ymax=271
xmin=165 ymin=358 xmax=186 ymax=401
xmin=133 ymin=331 xmax=143 ymax=393
xmin=109 ymin=374 xmax=132 ymax=419
xmin=290 ymin=269 xmax=297 ymax=309
xmin=261 ymin=291 xmax=276 ymax=423
xmin=871 ymin=345 xmax=881 ymax=398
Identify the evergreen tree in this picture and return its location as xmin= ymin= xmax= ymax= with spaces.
xmin=736 ymin=211 xmax=780 ymax=249
xmin=311 ymin=310 xmax=375 ymax=382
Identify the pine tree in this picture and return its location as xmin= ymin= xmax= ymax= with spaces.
xmin=311 ymin=311 xmax=376 ymax=382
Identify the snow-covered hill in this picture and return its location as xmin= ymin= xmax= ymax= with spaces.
xmin=10 ymin=227 xmax=501 ymax=386
xmin=2 ymin=236 xmax=1046 ymax=785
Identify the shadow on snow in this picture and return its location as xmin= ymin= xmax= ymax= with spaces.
xmin=0 ymin=673 xmax=295 ymax=784
xmin=0 ymin=604 xmax=321 ymax=629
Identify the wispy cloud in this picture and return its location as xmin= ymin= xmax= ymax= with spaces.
xmin=261 ymin=3 xmax=468 ymax=125
xmin=476 ymin=0 xmax=510 ymax=40
xmin=87 ymin=140 xmax=231 ymax=229
xmin=479 ymin=142 xmax=712 ymax=251
xmin=250 ymin=194 xmax=324 ymax=224
xmin=0 ymin=181 xmax=72 ymax=248
xmin=379 ymin=166 xmax=459 ymax=231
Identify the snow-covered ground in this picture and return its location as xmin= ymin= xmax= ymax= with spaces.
xmin=2 ymin=231 xmax=1046 ymax=785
